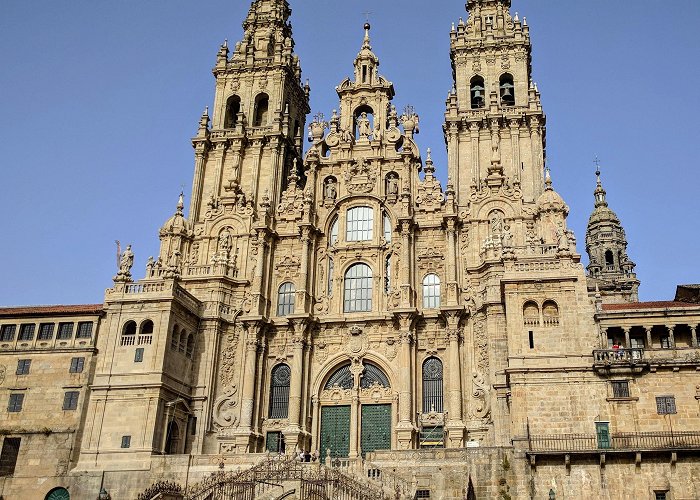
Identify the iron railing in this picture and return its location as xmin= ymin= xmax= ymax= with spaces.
xmin=523 ymin=431 xmax=700 ymax=453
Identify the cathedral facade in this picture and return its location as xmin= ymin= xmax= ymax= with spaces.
xmin=2 ymin=1 xmax=700 ymax=499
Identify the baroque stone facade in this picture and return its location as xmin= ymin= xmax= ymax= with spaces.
xmin=2 ymin=1 xmax=700 ymax=499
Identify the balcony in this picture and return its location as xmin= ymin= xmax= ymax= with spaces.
xmin=593 ymin=347 xmax=700 ymax=373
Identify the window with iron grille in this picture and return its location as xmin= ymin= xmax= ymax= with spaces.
xmin=611 ymin=380 xmax=630 ymax=398
xmin=422 ymin=357 xmax=444 ymax=413
xmin=69 ymin=357 xmax=85 ymax=374
xmin=656 ymin=396 xmax=677 ymax=415
xmin=0 ymin=437 xmax=21 ymax=477
xmin=57 ymin=323 xmax=74 ymax=340
xmin=325 ymin=364 xmax=354 ymax=390
xmin=76 ymin=322 xmax=93 ymax=339
xmin=277 ymin=282 xmax=296 ymax=316
xmin=121 ymin=435 xmax=131 ymax=448
xmin=38 ymin=323 xmax=54 ymax=340
xmin=8 ymin=394 xmax=24 ymax=413
xmin=266 ymin=431 xmax=283 ymax=453
xmin=416 ymin=490 xmax=431 ymax=499
xmin=15 ymin=360 xmax=31 ymax=376
xmin=655 ymin=492 xmax=667 ymax=500
xmin=268 ymin=364 xmax=291 ymax=419
xmin=346 ymin=206 xmax=374 ymax=241
xmin=0 ymin=325 xmax=16 ymax=342
xmin=360 ymin=363 xmax=390 ymax=389
xmin=422 ymin=274 xmax=441 ymax=309
xmin=18 ymin=324 xmax=35 ymax=341
xmin=344 ymin=263 xmax=373 ymax=313
xmin=62 ymin=391 xmax=79 ymax=410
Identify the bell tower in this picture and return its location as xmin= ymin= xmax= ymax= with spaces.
xmin=585 ymin=165 xmax=640 ymax=303
xmin=189 ymin=0 xmax=310 ymax=223
xmin=445 ymin=0 xmax=546 ymax=206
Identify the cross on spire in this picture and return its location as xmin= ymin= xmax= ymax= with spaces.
xmin=362 ymin=11 xmax=373 ymax=23
xmin=594 ymin=156 xmax=601 ymax=176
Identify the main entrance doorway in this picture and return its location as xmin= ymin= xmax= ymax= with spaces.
xmin=320 ymin=405 xmax=350 ymax=458
xmin=360 ymin=404 xmax=391 ymax=457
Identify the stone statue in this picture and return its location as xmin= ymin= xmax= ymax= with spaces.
xmin=357 ymin=112 xmax=371 ymax=138
xmin=114 ymin=244 xmax=134 ymax=282
xmin=219 ymin=228 xmax=232 ymax=255
xmin=502 ymin=225 xmax=513 ymax=249
xmin=387 ymin=174 xmax=399 ymax=197
xmin=146 ymin=256 xmax=155 ymax=277
xmin=557 ymin=227 xmax=570 ymax=252
xmin=324 ymin=178 xmax=337 ymax=201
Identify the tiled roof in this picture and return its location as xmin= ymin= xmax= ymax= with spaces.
xmin=0 ymin=304 xmax=104 ymax=317
xmin=602 ymin=301 xmax=699 ymax=311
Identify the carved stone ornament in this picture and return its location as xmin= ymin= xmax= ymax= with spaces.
xmin=0 ymin=365 xmax=5 ymax=385
xmin=344 ymin=158 xmax=377 ymax=194
xmin=473 ymin=316 xmax=489 ymax=374
xmin=471 ymin=372 xmax=492 ymax=423
xmin=275 ymin=255 xmax=301 ymax=279
xmin=359 ymin=381 xmax=394 ymax=402
xmin=346 ymin=326 xmax=367 ymax=358
xmin=213 ymin=386 xmax=239 ymax=428
xmin=219 ymin=332 xmax=240 ymax=388
xmin=384 ymin=338 xmax=398 ymax=361
xmin=417 ymin=247 xmax=446 ymax=272
xmin=321 ymin=387 xmax=354 ymax=402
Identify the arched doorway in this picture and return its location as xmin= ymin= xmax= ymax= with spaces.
xmin=45 ymin=487 xmax=70 ymax=500
xmin=318 ymin=361 xmax=393 ymax=460
xmin=165 ymin=421 xmax=180 ymax=455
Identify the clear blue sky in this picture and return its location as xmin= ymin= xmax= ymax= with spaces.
xmin=1 ymin=0 xmax=698 ymax=306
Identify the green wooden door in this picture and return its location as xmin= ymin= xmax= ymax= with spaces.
xmin=320 ymin=405 xmax=350 ymax=458
xmin=361 ymin=404 xmax=391 ymax=457
xmin=596 ymin=422 xmax=611 ymax=449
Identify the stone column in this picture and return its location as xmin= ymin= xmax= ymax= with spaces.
xmin=212 ymin=141 xmax=228 ymax=196
xmin=250 ymin=139 xmax=265 ymax=203
xmin=445 ymin=218 xmax=459 ymax=306
xmin=297 ymin=227 xmax=312 ymax=313
xmin=251 ymin=228 xmax=269 ymax=315
xmin=623 ymin=328 xmax=631 ymax=349
xmin=310 ymin=396 xmax=320 ymax=455
xmin=396 ymin=314 xmax=415 ymax=449
xmin=189 ymin=147 xmax=208 ymax=222
xmin=236 ymin=324 xmax=260 ymax=450
xmin=667 ymin=325 xmax=676 ymax=348
xmin=446 ymin=324 xmax=465 ymax=447
xmin=285 ymin=320 xmax=307 ymax=453
xmin=349 ymin=392 xmax=360 ymax=459
xmin=399 ymin=221 xmax=412 ymax=308
xmin=691 ymin=326 xmax=698 ymax=348
xmin=446 ymin=124 xmax=459 ymax=195
xmin=644 ymin=326 xmax=652 ymax=349
xmin=469 ymin=121 xmax=480 ymax=185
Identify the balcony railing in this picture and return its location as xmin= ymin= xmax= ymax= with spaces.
xmin=524 ymin=431 xmax=700 ymax=453
xmin=593 ymin=348 xmax=644 ymax=364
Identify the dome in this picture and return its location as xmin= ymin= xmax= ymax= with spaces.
xmin=536 ymin=169 xmax=569 ymax=215
xmin=160 ymin=193 xmax=191 ymax=237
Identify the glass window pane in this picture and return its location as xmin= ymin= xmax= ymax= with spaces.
xmin=344 ymin=264 xmax=373 ymax=312
xmin=383 ymin=214 xmax=392 ymax=242
xmin=38 ymin=323 xmax=54 ymax=340
xmin=277 ymin=282 xmax=296 ymax=316
xmin=346 ymin=207 xmax=374 ymax=241
xmin=329 ymin=217 xmax=339 ymax=246
xmin=423 ymin=274 xmax=441 ymax=309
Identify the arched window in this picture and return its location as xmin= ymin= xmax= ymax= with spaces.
xmin=605 ymin=250 xmax=614 ymax=267
xmin=499 ymin=73 xmax=515 ymax=106
xmin=542 ymin=300 xmax=560 ymax=327
xmin=423 ymin=274 xmax=441 ymax=309
xmin=140 ymin=320 xmax=154 ymax=336
xmin=329 ymin=216 xmax=339 ymax=246
xmin=170 ymin=326 xmax=180 ymax=350
xmin=185 ymin=334 xmax=195 ymax=358
xmin=268 ymin=364 xmax=291 ymax=419
xmin=277 ymin=282 xmax=296 ymax=316
xmin=224 ymin=95 xmax=241 ymax=128
xmin=325 ymin=363 xmax=353 ymax=389
xmin=253 ymin=93 xmax=269 ymax=127
xmin=327 ymin=258 xmax=334 ymax=297
xmin=346 ymin=206 xmax=374 ymax=241
xmin=470 ymin=76 xmax=485 ymax=109
xmin=523 ymin=301 xmax=540 ymax=327
xmin=165 ymin=421 xmax=180 ymax=455
xmin=360 ymin=362 xmax=390 ymax=388
xmin=344 ymin=263 xmax=373 ymax=312
xmin=384 ymin=255 xmax=391 ymax=294
xmin=383 ymin=213 xmax=392 ymax=243
xmin=422 ymin=357 xmax=444 ymax=413
xmin=178 ymin=330 xmax=187 ymax=353
xmin=121 ymin=321 xmax=137 ymax=346
xmin=45 ymin=487 xmax=70 ymax=500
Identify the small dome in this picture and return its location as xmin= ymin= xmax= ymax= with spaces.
xmin=536 ymin=169 xmax=569 ymax=214
xmin=587 ymin=205 xmax=621 ymax=227
xmin=160 ymin=192 xmax=191 ymax=237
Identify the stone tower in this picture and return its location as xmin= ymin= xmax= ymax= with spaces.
xmin=444 ymin=0 xmax=546 ymax=207
xmin=585 ymin=166 xmax=639 ymax=303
